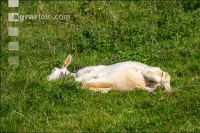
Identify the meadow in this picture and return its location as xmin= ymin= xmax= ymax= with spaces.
xmin=1 ymin=1 xmax=200 ymax=132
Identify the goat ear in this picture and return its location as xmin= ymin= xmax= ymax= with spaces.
xmin=161 ymin=72 xmax=171 ymax=92
xmin=62 ymin=54 xmax=72 ymax=68
xmin=162 ymin=72 xmax=171 ymax=82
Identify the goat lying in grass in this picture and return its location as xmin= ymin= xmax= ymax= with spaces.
xmin=47 ymin=54 xmax=171 ymax=93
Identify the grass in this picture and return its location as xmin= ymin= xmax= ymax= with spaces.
xmin=1 ymin=0 xmax=200 ymax=132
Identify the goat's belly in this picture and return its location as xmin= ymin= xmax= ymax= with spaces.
xmin=108 ymin=70 xmax=146 ymax=91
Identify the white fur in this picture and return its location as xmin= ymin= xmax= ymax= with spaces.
xmin=47 ymin=55 xmax=171 ymax=93
xmin=47 ymin=67 xmax=70 ymax=81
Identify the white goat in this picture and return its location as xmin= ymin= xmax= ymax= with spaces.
xmin=47 ymin=54 xmax=171 ymax=93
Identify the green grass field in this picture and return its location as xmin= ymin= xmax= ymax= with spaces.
xmin=1 ymin=1 xmax=200 ymax=132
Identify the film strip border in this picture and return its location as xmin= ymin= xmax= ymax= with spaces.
xmin=8 ymin=0 xmax=19 ymax=67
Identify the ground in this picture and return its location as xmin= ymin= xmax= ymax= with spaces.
xmin=1 ymin=1 xmax=200 ymax=132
